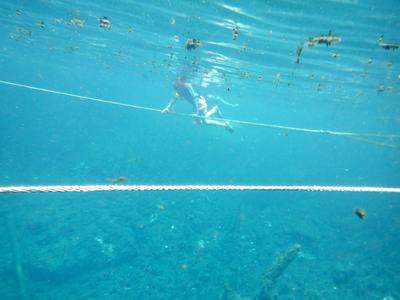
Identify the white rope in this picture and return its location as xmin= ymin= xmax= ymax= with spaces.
xmin=0 ymin=185 xmax=399 ymax=193
xmin=1 ymin=80 xmax=399 ymax=140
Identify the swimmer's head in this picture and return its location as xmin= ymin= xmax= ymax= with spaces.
xmin=177 ymin=76 xmax=187 ymax=84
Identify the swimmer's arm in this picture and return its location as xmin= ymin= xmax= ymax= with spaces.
xmin=162 ymin=97 xmax=178 ymax=113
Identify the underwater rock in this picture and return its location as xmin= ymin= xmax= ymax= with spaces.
xmin=222 ymin=244 xmax=302 ymax=300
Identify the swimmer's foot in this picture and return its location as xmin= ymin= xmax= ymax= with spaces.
xmin=225 ymin=122 xmax=234 ymax=134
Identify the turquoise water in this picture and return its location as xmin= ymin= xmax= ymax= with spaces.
xmin=0 ymin=0 xmax=399 ymax=299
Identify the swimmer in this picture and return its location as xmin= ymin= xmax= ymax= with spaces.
xmin=162 ymin=77 xmax=234 ymax=133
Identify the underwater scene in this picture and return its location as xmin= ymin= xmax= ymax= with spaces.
xmin=0 ymin=0 xmax=399 ymax=299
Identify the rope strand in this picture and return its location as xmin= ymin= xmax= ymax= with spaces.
xmin=0 ymin=185 xmax=399 ymax=193
xmin=1 ymin=80 xmax=399 ymax=141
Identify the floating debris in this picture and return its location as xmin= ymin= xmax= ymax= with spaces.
xmin=66 ymin=46 xmax=79 ymax=53
xmin=367 ymin=57 xmax=373 ymax=64
xmin=191 ymin=56 xmax=200 ymax=65
xmin=239 ymin=71 xmax=250 ymax=79
xmin=68 ymin=17 xmax=84 ymax=28
xmin=232 ymin=23 xmax=240 ymax=40
xmin=295 ymin=31 xmax=341 ymax=63
xmin=306 ymin=30 xmax=342 ymax=47
xmin=377 ymin=84 xmax=385 ymax=93
xmin=99 ymin=16 xmax=112 ymax=29
xmin=68 ymin=9 xmax=84 ymax=28
xmin=111 ymin=176 xmax=126 ymax=184
xmin=273 ymin=73 xmax=281 ymax=87
xmin=185 ymin=38 xmax=200 ymax=50
xmin=128 ymin=26 xmax=134 ymax=32
xmin=16 ymin=26 xmax=31 ymax=36
xmin=12 ymin=26 xmax=32 ymax=40
xmin=36 ymin=20 xmax=45 ymax=29
xmin=16 ymin=9 xmax=22 ymax=16
xmin=170 ymin=18 xmax=176 ymax=25
xmin=295 ymin=44 xmax=303 ymax=64
xmin=355 ymin=208 xmax=366 ymax=220
xmin=379 ymin=36 xmax=400 ymax=50
xmin=379 ymin=42 xmax=400 ymax=50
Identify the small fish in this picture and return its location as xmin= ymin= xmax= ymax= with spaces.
xmin=355 ymin=208 xmax=366 ymax=220
xmin=111 ymin=176 xmax=126 ymax=184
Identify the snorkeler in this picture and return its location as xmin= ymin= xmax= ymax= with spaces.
xmin=162 ymin=77 xmax=234 ymax=133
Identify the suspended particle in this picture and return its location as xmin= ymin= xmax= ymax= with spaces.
xmin=232 ymin=23 xmax=239 ymax=40
xmin=111 ymin=176 xmax=126 ymax=184
xmin=273 ymin=73 xmax=281 ymax=87
xmin=331 ymin=52 xmax=340 ymax=59
xmin=68 ymin=17 xmax=84 ymax=28
xmin=36 ymin=20 xmax=45 ymax=28
xmin=377 ymin=84 xmax=385 ymax=93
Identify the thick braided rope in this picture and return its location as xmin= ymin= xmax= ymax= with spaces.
xmin=0 ymin=185 xmax=399 ymax=193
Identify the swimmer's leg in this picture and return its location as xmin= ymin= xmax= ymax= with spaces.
xmin=203 ymin=118 xmax=234 ymax=133
xmin=205 ymin=105 xmax=222 ymax=118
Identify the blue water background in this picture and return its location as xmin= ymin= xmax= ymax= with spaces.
xmin=0 ymin=0 xmax=399 ymax=299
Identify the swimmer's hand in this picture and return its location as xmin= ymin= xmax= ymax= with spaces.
xmin=161 ymin=106 xmax=171 ymax=113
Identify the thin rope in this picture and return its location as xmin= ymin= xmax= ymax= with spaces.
xmin=1 ymin=80 xmax=399 ymax=140
xmin=0 ymin=80 xmax=161 ymax=113
xmin=0 ymin=185 xmax=399 ymax=193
